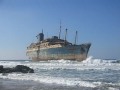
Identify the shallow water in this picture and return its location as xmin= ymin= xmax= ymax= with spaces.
xmin=0 ymin=56 xmax=120 ymax=90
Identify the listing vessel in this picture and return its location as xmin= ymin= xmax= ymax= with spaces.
xmin=26 ymin=28 xmax=91 ymax=61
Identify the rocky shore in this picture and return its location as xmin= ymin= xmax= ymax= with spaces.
xmin=0 ymin=65 xmax=34 ymax=73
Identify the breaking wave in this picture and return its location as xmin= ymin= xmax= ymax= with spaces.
xmin=0 ymin=73 xmax=97 ymax=88
xmin=82 ymin=56 xmax=120 ymax=64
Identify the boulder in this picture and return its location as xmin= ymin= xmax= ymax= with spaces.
xmin=0 ymin=65 xmax=34 ymax=73
xmin=3 ymin=67 xmax=14 ymax=73
xmin=14 ymin=65 xmax=34 ymax=73
xmin=0 ymin=65 xmax=3 ymax=73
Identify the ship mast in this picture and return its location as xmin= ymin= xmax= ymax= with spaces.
xmin=59 ymin=21 xmax=61 ymax=39
xmin=64 ymin=28 xmax=68 ymax=44
xmin=75 ymin=31 xmax=78 ymax=45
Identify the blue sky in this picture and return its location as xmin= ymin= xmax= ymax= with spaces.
xmin=0 ymin=0 xmax=120 ymax=60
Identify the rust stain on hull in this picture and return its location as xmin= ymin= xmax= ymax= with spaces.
xmin=27 ymin=44 xmax=91 ymax=61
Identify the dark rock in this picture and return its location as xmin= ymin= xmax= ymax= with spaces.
xmin=0 ymin=65 xmax=34 ymax=73
xmin=3 ymin=68 xmax=14 ymax=73
xmin=0 ymin=65 xmax=3 ymax=73
xmin=14 ymin=65 xmax=34 ymax=73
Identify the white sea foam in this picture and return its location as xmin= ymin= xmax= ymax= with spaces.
xmin=82 ymin=56 xmax=117 ymax=64
xmin=0 ymin=73 xmax=96 ymax=88
xmin=108 ymin=87 xmax=120 ymax=90
xmin=0 ymin=57 xmax=120 ymax=71
xmin=0 ymin=57 xmax=120 ymax=88
xmin=1 ymin=73 xmax=120 ymax=88
xmin=0 ymin=61 xmax=21 ymax=67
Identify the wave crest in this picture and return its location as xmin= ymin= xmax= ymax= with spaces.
xmin=82 ymin=56 xmax=120 ymax=65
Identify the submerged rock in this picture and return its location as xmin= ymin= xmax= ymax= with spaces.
xmin=0 ymin=65 xmax=34 ymax=73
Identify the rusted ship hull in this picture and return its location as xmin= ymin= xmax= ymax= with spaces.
xmin=27 ymin=43 xmax=91 ymax=61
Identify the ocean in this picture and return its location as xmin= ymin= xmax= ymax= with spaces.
xmin=0 ymin=56 xmax=120 ymax=90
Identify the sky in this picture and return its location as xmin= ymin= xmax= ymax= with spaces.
xmin=0 ymin=0 xmax=120 ymax=60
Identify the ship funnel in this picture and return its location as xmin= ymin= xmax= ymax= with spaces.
xmin=36 ymin=30 xmax=44 ymax=42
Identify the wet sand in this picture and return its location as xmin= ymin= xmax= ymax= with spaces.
xmin=0 ymin=78 xmax=95 ymax=90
